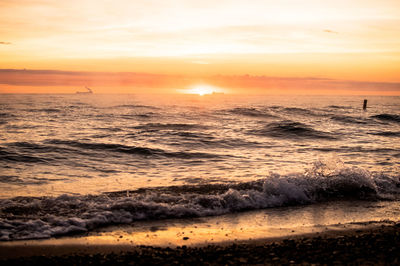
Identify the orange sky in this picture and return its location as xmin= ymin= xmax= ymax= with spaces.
xmin=0 ymin=0 xmax=399 ymax=94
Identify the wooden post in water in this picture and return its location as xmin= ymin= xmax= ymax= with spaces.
xmin=363 ymin=99 xmax=367 ymax=110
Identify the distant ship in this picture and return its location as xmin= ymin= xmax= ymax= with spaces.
xmin=76 ymin=87 xmax=93 ymax=94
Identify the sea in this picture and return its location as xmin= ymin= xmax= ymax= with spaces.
xmin=0 ymin=93 xmax=399 ymax=242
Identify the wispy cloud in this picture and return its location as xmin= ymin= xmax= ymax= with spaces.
xmin=1 ymin=69 xmax=399 ymax=94
xmin=210 ymin=74 xmax=400 ymax=93
xmin=0 ymin=41 xmax=12 ymax=45
xmin=323 ymin=29 xmax=339 ymax=34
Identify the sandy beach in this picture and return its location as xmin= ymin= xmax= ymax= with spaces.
xmin=1 ymin=221 xmax=399 ymax=265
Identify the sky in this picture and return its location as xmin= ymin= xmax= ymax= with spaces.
xmin=0 ymin=0 xmax=399 ymax=94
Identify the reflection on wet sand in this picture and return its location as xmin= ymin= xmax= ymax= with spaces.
xmin=2 ymin=200 xmax=399 ymax=247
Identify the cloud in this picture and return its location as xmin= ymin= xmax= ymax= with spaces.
xmin=208 ymin=74 xmax=400 ymax=93
xmin=0 ymin=41 xmax=11 ymax=45
xmin=0 ymin=69 xmax=179 ymax=88
xmin=1 ymin=69 xmax=398 ymax=95
xmin=323 ymin=29 xmax=339 ymax=34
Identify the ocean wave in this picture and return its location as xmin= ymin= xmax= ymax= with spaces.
xmin=40 ymin=108 xmax=62 ymax=113
xmin=5 ymin=124 xmax=40 ymax=130
xmin=0 ymin=175 xmax=66 ymax=185
xmin=93 ymin=127 xmax=123 ymax=132
xmin=6 ymin=142 xmax=76 ymax=155
xmin=1 ymin=163 xmax=398 ymax=241
xmin=0 ymin=112 xmax=15 ymax=118
xmin=112 ymin=104 xmax=160 ymax=110
xmin=311 ymin=147 xmax=397 ymax=153
xmin=368 ymin=131 xmax=400 ymax=137
xmin=0 ymin=175 xmax=25 ymax=184
xmin=23 ymin=108 xmax=62 ymax=113
xmin=327 ymin=105 xmax=353 ymax=109
xmin=47 ymin=139 xmax=161 ymax=155
xmin=282 ymin=107 xmax=317 ymax=116
xmin=2 ymin=140 xmax=222 ymax=164
xmin=167 ymin=131 xmax=212 ymax=139
xmin=156 ymin=131 xmax=261 ymax=149
xmin=131 ymin=113 xmax=154 ymax=119
xmin=227 ymin=107 xmax=275 ymax=118
xmin=0 ymin=147 xmax=51 ymax=163
xmin=46 ymin=139 xmax=220 ymax=159
xmin=250 ymin=121 xmax=337 ymax=140
xmin=330 ymin=115 xmax=369 ymax=124
xmin=133 ymin=123 xmax=208 ymax=131
xmin=372 ymin=114 xmax=400 ymax=123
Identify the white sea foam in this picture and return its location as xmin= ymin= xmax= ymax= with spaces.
xmin=0 ymin=163 xmax=399 ymax=241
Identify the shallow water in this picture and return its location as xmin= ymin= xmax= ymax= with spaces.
xmin=0 ymin=93 xmax=399 ymax=240
xmin=2 ymin=200 xmax=399 ymax=247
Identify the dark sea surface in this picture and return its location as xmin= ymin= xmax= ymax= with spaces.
xmin=0 ymin=93 xmax=399 ymax=241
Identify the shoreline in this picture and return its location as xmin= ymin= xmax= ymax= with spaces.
xmin=1 ymin=221 xmax=399 ymax=264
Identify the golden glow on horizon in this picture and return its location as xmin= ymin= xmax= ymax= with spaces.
xmin=0 ymin=0 xmax=399 ymax=94
xmin=181 ymin=85 xmax=223 ymax=96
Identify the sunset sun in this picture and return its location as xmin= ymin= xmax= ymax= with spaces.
xmin=183 ymin=85 xmax=222 ymax=96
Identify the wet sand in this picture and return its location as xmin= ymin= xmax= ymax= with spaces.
xmin=1 ymin=222 xmax=399 ymax=265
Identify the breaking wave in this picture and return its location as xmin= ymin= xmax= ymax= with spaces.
xmin=1 ymin=162 xmax=399 ymax=241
